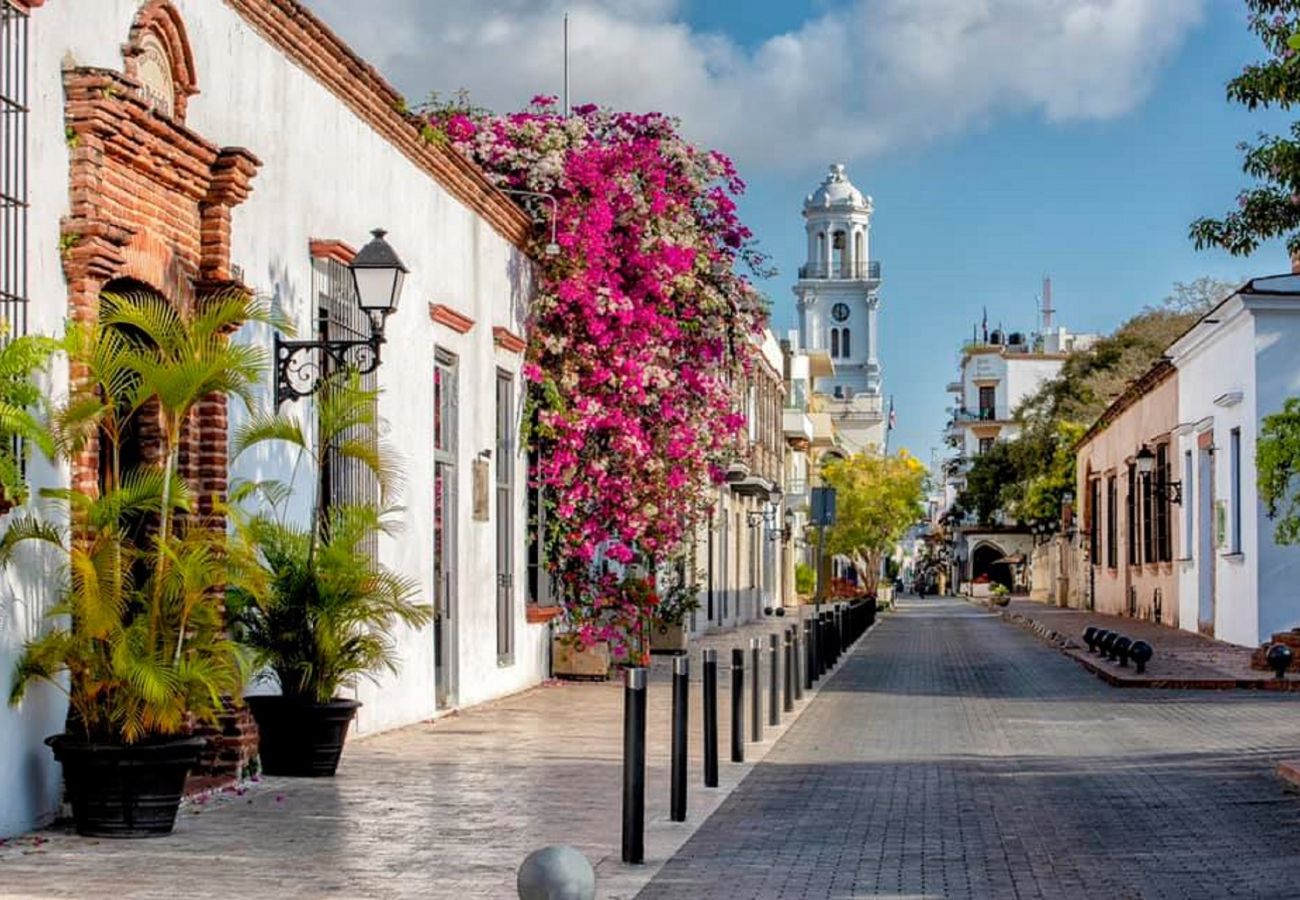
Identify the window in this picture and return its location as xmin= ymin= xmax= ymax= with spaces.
xmin=978 ymin=436 xmax=994 ymax=456
xmin=1183 ymin=449 xmax=1194 ymax=558
xmin=1155 ymin=444 xmax=1172 ymax=562
xmin=1126 ymin=464 xmax=1137 ymax=566
xmin=1230 ymin=428 xmax=1242 ymax=554
xmin=526 ymin=438 xmax=550 ymax=608
xmin=841 ymin=328 xmax=851 ymax=357
xmin=978 ymin=386 xmax=995 ymax=420
xmin=315 ymin=256 xmax=377 ymax=553
xmin=1 ymin=1 xmax=29 ymax=338
xmin=1089 ymin=478 xmax=1101 ymax=564
xmin=830 ymin=328 xmax=839 ymax=358
xmin=496 ymin=370 xmax=515 ymax=663
xmin=832 ymin=231 xmax=845 ymax=276
xmin=1106 ymin=475 xmax=1118 ymax=569
xmin=1142 ymin=466 xmax=1154 ymax=565
xmin=433 ymin=349 xmax=458 ymax=708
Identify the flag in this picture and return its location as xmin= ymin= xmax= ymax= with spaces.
xmin=888 ymin=396 xmax=896 ymax=431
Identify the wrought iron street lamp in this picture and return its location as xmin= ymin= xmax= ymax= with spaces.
xmin=1135 ymin=444 xmax=1183 ymax=505
xmin=274 ymin=229 xmax=408 ymax=405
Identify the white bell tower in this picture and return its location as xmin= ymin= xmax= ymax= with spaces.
xmin=793 ymin=163 xmax=886 ymax=453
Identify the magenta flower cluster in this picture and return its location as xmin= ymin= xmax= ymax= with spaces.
xmin=428 ymin=96 xmax=767 ymax=658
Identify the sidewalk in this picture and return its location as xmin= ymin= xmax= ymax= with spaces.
xmin=996 ymin=599 xmax=1299 ymax=690
xmin=0 ymin=609 xmax=858 ymax=900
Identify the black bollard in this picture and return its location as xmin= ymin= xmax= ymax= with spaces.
xmin=818 ymin=613 xmax=829 ymax=676
xmin=807 ymin=618 xmax=819 ymax=685
xmin=1129 ymin=640 xmax=1153 ymax=674
xmin=702 ymin=648 xmax=719 ymax=787
xmin=730 ymin=648 xmax=744 ymax=763
xmin=621 ymin=667 xmax=647 ymax=864
xmin=793 ymin=625 xmax=804 ymax=700
xmin=768 ymin=633 xmax=780 ymax=727
xmin=750 ymin=637 xmax=762 ymax=743
xmin=670 ymin=656 xmax=689 ymax=822
xmin=783 ymin=628 xmax=795 ymax=713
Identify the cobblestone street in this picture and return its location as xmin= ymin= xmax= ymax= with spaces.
xmin=641 ymin=597 xmax=1300 ymax=899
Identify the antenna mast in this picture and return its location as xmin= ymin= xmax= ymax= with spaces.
xmin=1041 ymin=274 xmax=1054 ymax=332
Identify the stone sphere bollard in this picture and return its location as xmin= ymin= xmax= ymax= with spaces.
xmin=1129 ymin=640 xmax=1153 ymax=674
xmin=1266 ymin=643 xmax=1294 ymax=680
xmin=1113 ymin=636 xmax=1133 ymax=667
xmin=517 ymin=846 xmax=596 ymax=900
xmin=1083 ymin=626 xmax=1099 ymax=653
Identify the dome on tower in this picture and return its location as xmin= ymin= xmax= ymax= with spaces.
xmin=804 ymin=163 xmax=870 ymax=211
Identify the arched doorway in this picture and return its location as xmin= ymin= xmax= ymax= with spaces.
xmin=971 ymin=542 xmax=1013 ymax=590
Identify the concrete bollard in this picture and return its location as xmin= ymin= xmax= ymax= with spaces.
xmin=517 ymin=845 xmax=596 ymax=900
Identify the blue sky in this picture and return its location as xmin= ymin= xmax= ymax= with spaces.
xmin=309 ymin=0 xmax=1291 ymax=469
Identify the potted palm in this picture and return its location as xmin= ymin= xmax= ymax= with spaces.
xmin=227 ymin=375 xmax=429 ymax=777
xmin=6 ymin=292 xmax=269 ymax=837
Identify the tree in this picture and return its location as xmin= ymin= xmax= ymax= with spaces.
xmin=820 ymin=450 xmax=927 ymax=592
xmin=1190 ymin=2 xmax=1300 ymax=258
xmin=1259 ymin=397 xmax=1300 ymax=543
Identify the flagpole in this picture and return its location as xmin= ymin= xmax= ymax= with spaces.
xmin=563 ymin=13 xmax=570 ymax=116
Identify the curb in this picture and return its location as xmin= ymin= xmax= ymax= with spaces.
xmin=999 ymin=610 xmax=1300 ymax=692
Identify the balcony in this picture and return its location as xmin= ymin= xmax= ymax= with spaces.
xmin=951 ymin=406 xmax=1008 ymax=423
xmin=783 ymin=408 xmax=814 ymax=445
xmin=797 ymin=260 xmax=881 ymax=281
xmin=946 ymin=381 xmax=963 ymax=394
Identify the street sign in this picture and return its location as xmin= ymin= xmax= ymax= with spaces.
xmin=811 ymin=486 xmax=837 ymax=526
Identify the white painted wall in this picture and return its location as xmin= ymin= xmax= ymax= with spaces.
xmin=1173 ymin=302 xmax=1261 ymax=646
xmin=6 ymin=0 xmax=548 ymax=835
xmin=1249 ymin=305 xmax=1300 ymax=640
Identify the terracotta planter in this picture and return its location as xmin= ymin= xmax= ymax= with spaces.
xmin=47 ymin=734 xmax=206 ymax=838
xmin=649 ymin=622 xmax=687 ymax=654
xmin=552 ymin=636 xmax=611 ymax=678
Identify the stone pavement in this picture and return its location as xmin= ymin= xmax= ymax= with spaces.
xmin=998 ymin=599 xmax=1293 ymax=688
xmin=640 ymin=596 xmax=1300 ymax=899
xmin=0 ymin=610 xmax=842 ymax=900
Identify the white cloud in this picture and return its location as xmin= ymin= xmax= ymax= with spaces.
xmin=303 ymin=0 xmax=1205 ymax=170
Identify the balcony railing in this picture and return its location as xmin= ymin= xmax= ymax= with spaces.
xmin=798 ymin=260 xmax=881 ymax=281
xmin=950 ymin=406 xmax=1007 ymax=423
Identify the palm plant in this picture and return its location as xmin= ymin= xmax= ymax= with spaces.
xmin=6 ymin=290 xmax=273 ymax=744
xmin=0 ymin=329 xmax=58 ymax=505
xmin=227 ymin=374 xmax=428 ymax=704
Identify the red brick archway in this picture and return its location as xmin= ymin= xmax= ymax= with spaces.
xmin=59 ymin=1 xmax=259 ymax=515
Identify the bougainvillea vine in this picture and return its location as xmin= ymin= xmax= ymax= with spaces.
xmin=424 ymin=96 xmax=769 ymax=660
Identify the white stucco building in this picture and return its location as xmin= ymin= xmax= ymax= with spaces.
xmin=1 ymin=0 xmax=552 ymax=836
xmin=939 ymin=300 xmax=1098 ymax=589
xmin=794 ymin=164 xmax=886 ymax=454
xmin=1168 ymin=273 xmax=1300 ymax=647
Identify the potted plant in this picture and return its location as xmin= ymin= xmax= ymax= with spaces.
xmin=649 ymin=568 xmax=700 ymax=654
xmin=6 ymin=292 xmax=268 ymax=837
xmin=227 ymin=375 xmax=430 ymax=777
xmin=989 ymin=583 xmax=1011 ymax=607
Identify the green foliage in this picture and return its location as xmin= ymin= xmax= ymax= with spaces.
xmin=1259 ymin=397 xmax=1300 ymax=543
xmin=8 ymin=291 xmax=272 ymax=743
xmin=0 ymin=332 xmax=57 ymax=505
xmin=795 ymin=562 xmax=815 ymax=595
xmin=229 ymin=375 xmax=430 ymax=703
xmin=1190 ymin=2 xmax=1300 ymax=256
xmin=820 ymin=450 xmax=927 ymax=591
xmin=961 ymin=279 xmax=1231 ymax=528
xmin=647 ymin=561 xmax=701 ymax=627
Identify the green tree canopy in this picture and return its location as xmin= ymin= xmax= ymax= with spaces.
xmin=821 ymin=450 xmax=927 ymax=590
xmin=1191 ymin=2 xmax=1300 ymax=257
xmin=1259 ymin=397 xmax=1300 ymax=544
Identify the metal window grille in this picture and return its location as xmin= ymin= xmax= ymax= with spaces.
xmin=1155 ymin=443 xmax=1172 ymax=562
xmin=1106 ymin=475 xmax=1118 ymax=569
xmin=1 ymin=0 xmax=29 ymax=339
xmin=1126 ymin=465 xmax=1137 ymax=566
xmin=313 ymin=257 xmax=378 ymax=556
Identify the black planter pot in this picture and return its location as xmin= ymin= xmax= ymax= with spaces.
xmin=46 ymin=734 xmax=206 ymax=838
xmin=246 ymin=695 xmax=361 ymax=777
